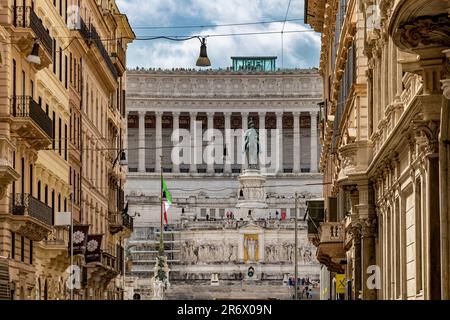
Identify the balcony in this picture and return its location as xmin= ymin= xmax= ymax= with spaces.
xmin=78 ymin=17 xmax=90 ymax=43
xmin=10 ymin=193 xmax=53 ymax=241
xmin=85 ymin=250 xmax=119 ymax=287
xmin=38 ymin=226 xmax=70 ymax=273
xmin=0 ymin=137 xmax=20 ymax=200
xmin=90 ymin=25 xmax=118 ymax=79
xmin=10 ymin=96 xmax=53 ymax=150
xmin=111 ymin=41 xmax=126 ymax=76
xmin=12 ymin=6 xmax=53 ymax=69
xmin=109 ymin=210 xmax=133 ymax=236
xmin=316 ymin=222 xmax=346 ymax=273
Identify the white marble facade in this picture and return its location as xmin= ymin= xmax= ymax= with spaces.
xmin=125 ymin=68 xmax=323 ymax=296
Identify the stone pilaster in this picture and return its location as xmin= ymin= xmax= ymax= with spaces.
xmin=293 ymin=112 xmax=301 ymax=173
xmin=276 ymin=112 xmax=283 ymax=174
xmin=224 ymin=112 xmax=232 ymax=174
xmin=172 ymin=112 xmax=180 ymax=174
xmin=138 ymin=111 xmax=146 ymax=173
xmin=207 ymin=112 xmax=215 ymax=174
xmin=155 ymin=111 xmax=163 ymax=173
xmin=241 ymin=112 xmax=248 ymax=171
xmin=190 ymin=112 xmax=198 ymax=174
xmin=310 ymin=111 xmax=318 ymax=173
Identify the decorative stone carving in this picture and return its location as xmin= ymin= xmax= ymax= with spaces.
xmin=412 ymin=119 xmax=440 ymax=156
xmin=348 ymin=221 xmax=362 ymax=245
xmin=395 ymin=14 xmax=450 ymax=50
xmin=361 ymin=217 xmax=378 ymax=238
xmin=442 ymin=79 xmax=450 ymax=100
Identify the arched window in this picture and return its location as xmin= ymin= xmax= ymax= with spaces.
xmin=44 ymin=185 xmax=48 ymax=205
xmin=44 ymin=280 xmax=48 ymax=300
xmin=37 ymin=181 xmax=41 ymax=200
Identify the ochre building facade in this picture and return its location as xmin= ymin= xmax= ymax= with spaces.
xmin=305 ymin=0 xmax=450 ymax=300
xmin=0 ymin=0 xmax=134 ymax=300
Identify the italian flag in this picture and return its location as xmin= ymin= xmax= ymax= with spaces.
xmin=162 ymin=179 xmax=172 ymax=225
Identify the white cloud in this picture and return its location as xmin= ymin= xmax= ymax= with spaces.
xmin=118 ymin=0 xmax=319 ymax=69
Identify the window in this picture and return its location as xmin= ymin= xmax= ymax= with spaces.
xmin=69 ymin=53 xmax=72 ymax=84
xmin=64 ymin=124 xmax=67 ymax=160
xmin=29 ymin=240 xmax=33 ymax=264
xmin=65 ymin=0 xmax=68 ymax=23
xmin=59 ymin=117 xmax=62 ymax=155
xmin=64 ymin=55 xmax=68 ymax=88
xmin=37 ymin=181 xmax=41 ymax=200
xmin=20 ymin=236 xmax=25 ymax=262
xmin=64 ymin=198 xmax=67 ymax=211
xmin=210 ymin=209 xmax=216 ymax=218
xmin=200 ymin=208 xmax=206 ymax=217
xmin=53 ymin=39 xmax=56 ymax=74
xmin=45 ymin=185 xmax=48 ymax=205
xmin=45 ymin=104 xmax=49 ymax=116
xmin=30 ymin=80 xmax=34 ymax=99
xmin=12 ymin=59 xmax=16 ymax=97
xmin=59 ymin=47 xmax=62 ymax=82
xmin=415 ymin=179 xmax=423 ymax=293
xmin=52 ymin=112 xmax=56 ymax=149
xmin=11 ymin=232 xmax=15 ymax=259
xmin=21 ymin=158 xmax=24 ymax=194
xmin=58 ymin=193 xmax=61 ymax=211
xmin=29 ymin=164 xmax=33 ymax=196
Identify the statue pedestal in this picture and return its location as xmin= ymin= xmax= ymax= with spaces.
xmin=236 ymin=169 xmax=268 ymax=220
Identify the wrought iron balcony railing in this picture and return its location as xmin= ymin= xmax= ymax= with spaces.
xmin=78 ymin=17 xmax=90 ymax=42
xmin=10 ymin=95 xmax=53 ymax=139
xmin=108 ymin=210 xmax=133 ymax=233
xmin=11 ymin=193 xmax=53 ymax=226
xmin=90 ymin=25 xmax=118 ymax=78
xmin=122 ymin=212 xmax=133 ymax=231
xmin=101 ymin=251 xmax=118 ymax=272
xmin=14 ymin=6 xmax=53 ymax=56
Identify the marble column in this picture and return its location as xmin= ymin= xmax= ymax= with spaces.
xmin=241 ymin=112 xmax=248 ymax=170
xmin=190 ymin=112 xmax=197 ymax=174
xmin=310 ymin=111 xmax=318 ymax=173
xmin=357 ymin=183 xmax=377 ymax=300
xmin=207 ymin=112 xmax=215 ymax=174
xmin=258 ymin=112 xmax=266 ymax=170
xmin=276 ymin=112 xmax=283 ymax=174
xmin=138 ymin=111 xmax=146 ymax=173
xmin=224 ymin=112 xmax=232 ymax=174
xmin=293 ymin=112 xmax=301 ymax=173
xmin=155 ymin=111 xmax=162 ymax=173
xmin=441 ymin=72 xmax=450 ymax=299
xmin=172 ymin=112 xmax=180 ymax=173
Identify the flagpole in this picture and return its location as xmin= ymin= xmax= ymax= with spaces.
xmin=159 ymin=155 xmax=164 ymax=255
xmin=294 ymin=192 xmax=298 ymax=300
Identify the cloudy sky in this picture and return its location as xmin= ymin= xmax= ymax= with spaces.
xmin=116 ymin=0 xmax=320 ymax=70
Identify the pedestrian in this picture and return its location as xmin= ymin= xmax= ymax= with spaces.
xmin=206 ymin=213 xmax=209 ymax=221
xmin=275 ymin=211 xmax=279 ymax=220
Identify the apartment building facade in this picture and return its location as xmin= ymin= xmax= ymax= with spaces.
xmin=305 ymin=0 xmax=450 ymax=300
xmin=0 ymin=0 xmax=134 ymax=300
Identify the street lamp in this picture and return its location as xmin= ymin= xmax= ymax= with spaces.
xmin=113 ymin=150 xmax=127 ymax=168
xmin=196 ymin=37 xmax=211 ymax=67
xmin=26 ymin=41 xmax=41 ymax=65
